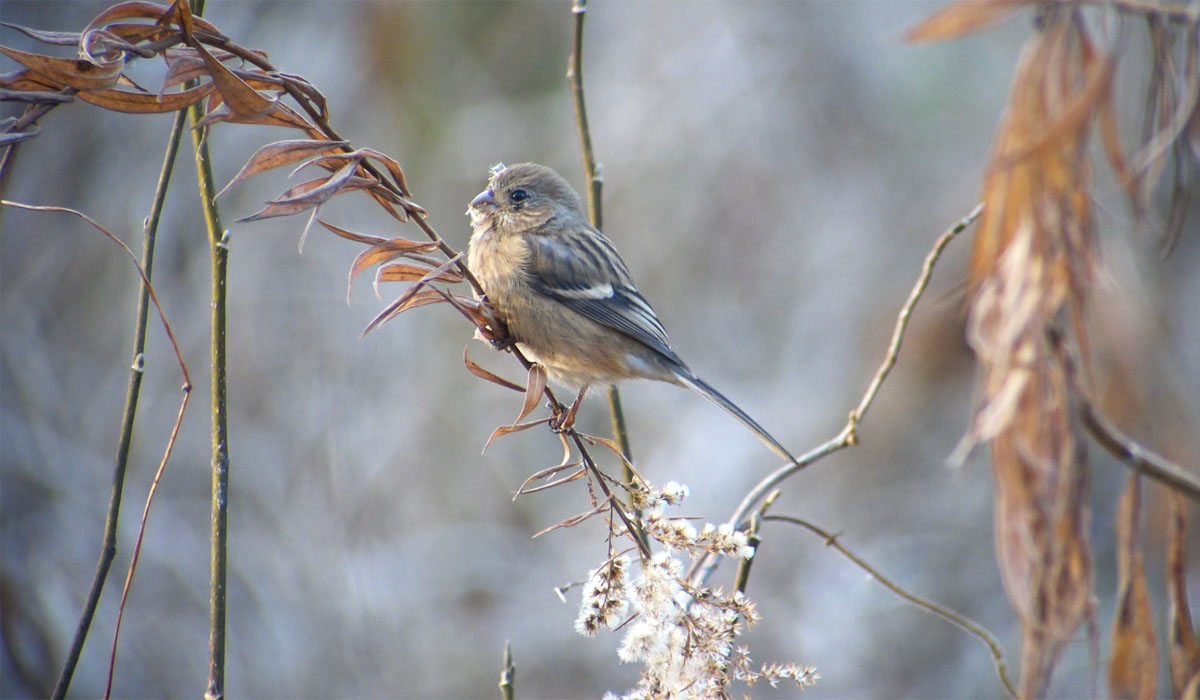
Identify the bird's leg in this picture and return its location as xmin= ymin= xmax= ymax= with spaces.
xmin=552 ymin=387 xmax=588 ymax=432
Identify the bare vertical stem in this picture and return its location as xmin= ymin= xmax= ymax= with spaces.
xmin=184 ymin=0 xmax=229 ymax=689
xmin=498 ymin=640 xmax=515 ymax=699
xmin=568 ymin=0 xmax=644 ymax=548
xmin=50 ymin=107 xmax=188 ymax=700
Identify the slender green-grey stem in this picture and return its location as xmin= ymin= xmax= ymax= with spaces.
xmin=50 ymin=105 xmax=188 ymax=700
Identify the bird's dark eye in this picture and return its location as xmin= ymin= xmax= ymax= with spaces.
xmin=509 ymin=188 xmax=529 ymax=204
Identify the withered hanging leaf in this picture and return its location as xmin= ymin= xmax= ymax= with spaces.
xmin=0 ymin=88 xmax=69 ymax=104
xmin=234 ymin=101 xmax=319 ymax=136
xmin=235 ymin=177 xmax=326 ymax=222
xmin=216 ymin=139 xmax=347 ymax=199
xmin=435 ymin=291 xmax=492 ymax=337
xmin=76 ymin=81 xmax=213 ymax=113
xmin=905 ymin=0 xmax=1030 ymax=42
xmin=965 ymin=11 xmax=1102 ymax=696
xmin=99 ymin=21 xmax=175 ymax=45
xmin=1108 ymin=475 xmax=1158 ymax=700
xmin=359 ymin=254 xmax=465 ymax=334
xmin=81 ymin=27 xmax=153 ymax=61
xmin=531 ymin=502 xmax=608 ymax=538
xmin=360 ymin=288 xmax=447 ymax=337
xmin=237 ymin=161 xmax=367 ymax=222
xmin=0 ymin=45 xmax=123 ymax=90
xmin=318 ymin=220 xmax=387 ymax=246
xmin=374 ymin=261 xmax=463 ymax=285
xmin=82 ymin=0 xmax=223 ymax=39
xmin=350 ymin=240 xmax=446 ymax=294
xmin=1168 ymin=493 xmax=1200 ymax=697
xmin=0 ymin=69 xmax=66 ymax=92
xmin=276 ymin=71 xmax=327 ymax=119
xmin=579 ymin=434 xmax=637 ymax=474
xmin=363 ymin=148 xmax=412 ymax=198
xmin=155 ymin=0 xmax=227 ymax=45
xmin=347 ymin=236 xmax=449 ymax=273
xmin=463 ymin=347 xmax=524 ymax=392
xmin=0 ymin=22 xmax=81 ymax=46
xmin=517 ymin=466 xmax=585 ymax=496
xmin=160 ymin=53 xmax=213 ymax=92
xmin=173 ymin=0 xmax=272 ymax=121
xmin=484 ymin=417 xmax=553 ymax=453
xmin=513 ymin=363 xmax=547 ymax=425
xmin=0 ymin=125 xmax=41 ymax=146
xmin=515 ymin=442 xmax=581 ymax=498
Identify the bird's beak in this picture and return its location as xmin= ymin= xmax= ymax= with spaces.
xmin=470 ymin=188 xmax=497 ymax=212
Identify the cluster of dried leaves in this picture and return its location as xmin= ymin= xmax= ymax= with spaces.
xmin=911 ymin=1 xmax=1199 ymax=697
xmin=1 ymin=0 xmax=511 ymax=347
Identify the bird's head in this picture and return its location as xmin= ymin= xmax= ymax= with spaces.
xmin=467 ymin=162 xmax=584 ymax=235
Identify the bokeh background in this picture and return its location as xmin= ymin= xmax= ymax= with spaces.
xmin=2 ymin=2 xmax=1197 ymax=698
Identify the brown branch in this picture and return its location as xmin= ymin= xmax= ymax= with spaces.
xmin=1084 ymin=404 xmax=1200 ymax=501
xmin=764 ymin=514 xmax=1018 ymax=698
xmin=686 ymin=205 xmax=984 ymax=588
xmin=687 ymin=202 xmax=983 ymax=587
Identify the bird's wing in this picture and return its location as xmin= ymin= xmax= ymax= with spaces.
xmin=526 ymin=227 xmax=683 ymax=365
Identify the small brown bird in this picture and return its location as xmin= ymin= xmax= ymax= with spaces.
xmin=467 ymin=162 xmax=796 ymax=463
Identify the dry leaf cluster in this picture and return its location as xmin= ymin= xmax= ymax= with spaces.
xmin=911 ymin=1 xmax=1199 ymax=697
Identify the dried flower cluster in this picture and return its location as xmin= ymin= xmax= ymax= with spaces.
xmin=577 ymin=481 xmax=815 ymax=698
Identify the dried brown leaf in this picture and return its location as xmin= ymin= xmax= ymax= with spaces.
xmin=375 ymin=262 xmax=463 ymax=287
xmin=0 ymin=45 xmax=122 ymax=90
xmin=0 ymin=69 xmax=66 ymax=92
xmin=236 ymin=177 xmax=326 ymax=222
xmin=463 ymin=347 xmax=524 ymax=392
xmin=1169 ymin=494 xmax=1200 ymax=696
xmin=484 ymin=417 xmax=552 ymax=453
xmin=516 ymin=467 xmax=585 ymax=496
xmin=83 ymin=0 xmax=222 ymax=39
xmin=579 ymin=434 xmax=638 ymax=476
xmin=81 ymin=27 xmax=153 ymax=61
xmin=171 ymin=0 xmax=272 ymax=120
xmin=423 ymin=290 xmax=491 ymax=338
xmin=905 ymin=0 xmax=1029 ymax=42
xmin=237 ymin=161 xmax=368 ymax=222
xmin=75 ymin=81 xmax=212 ymax=113
xmin=360 ymin=288 xmax=446 ymax=337
xmin=99 ymin=21 xmax=175 ymax=45
xmin=318 ymin=220 xmax=388 ymax=246
xmin=967 ymin=16 xmax=1102 ymax=696
xmin=362 ymin=148 xmax=412 ymax=198
xmin=348 ymin=238 xmax=443 ymax=290
xmin=1108 ymin=475 xmax=1158 ymax=700
xmin=531 ymin=502 xmax=608 ymax=538
xmin=514 ymin=363 xmax=547 ymax=425
xmin=216 ymin=139 xmax=346 ymax=199
xmin=0 ymin=22 xmax=81 ymax=46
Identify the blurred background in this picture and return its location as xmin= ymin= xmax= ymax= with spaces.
xmin=2 ymin=1 xmax=1197 ymax=698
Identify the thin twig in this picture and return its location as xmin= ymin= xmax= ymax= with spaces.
xmin=567 ymin=0 xmax=642 ymax=542
xmin=182 ymin=21 xmax=233 ymax=691
xmin=105 ymin=388 xmax=190 ymax=700
xmin=101 ymin=108 xmax=192 ymax=700
xmin=8 ymin=147 xmax=192 ymax=699
xmin=764 ymin=514 xmax=1018 ymax=698
xmin=498 ymin=641 xmax=515 ymax=700
xmin=688 ymin=203 xmax=983 ymax=587
xmin=1084 ymin=403 xmax=1200 ymax=501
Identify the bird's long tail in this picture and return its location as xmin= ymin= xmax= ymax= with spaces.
xmin=676 ymin=372 xmax=797 ymax=465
